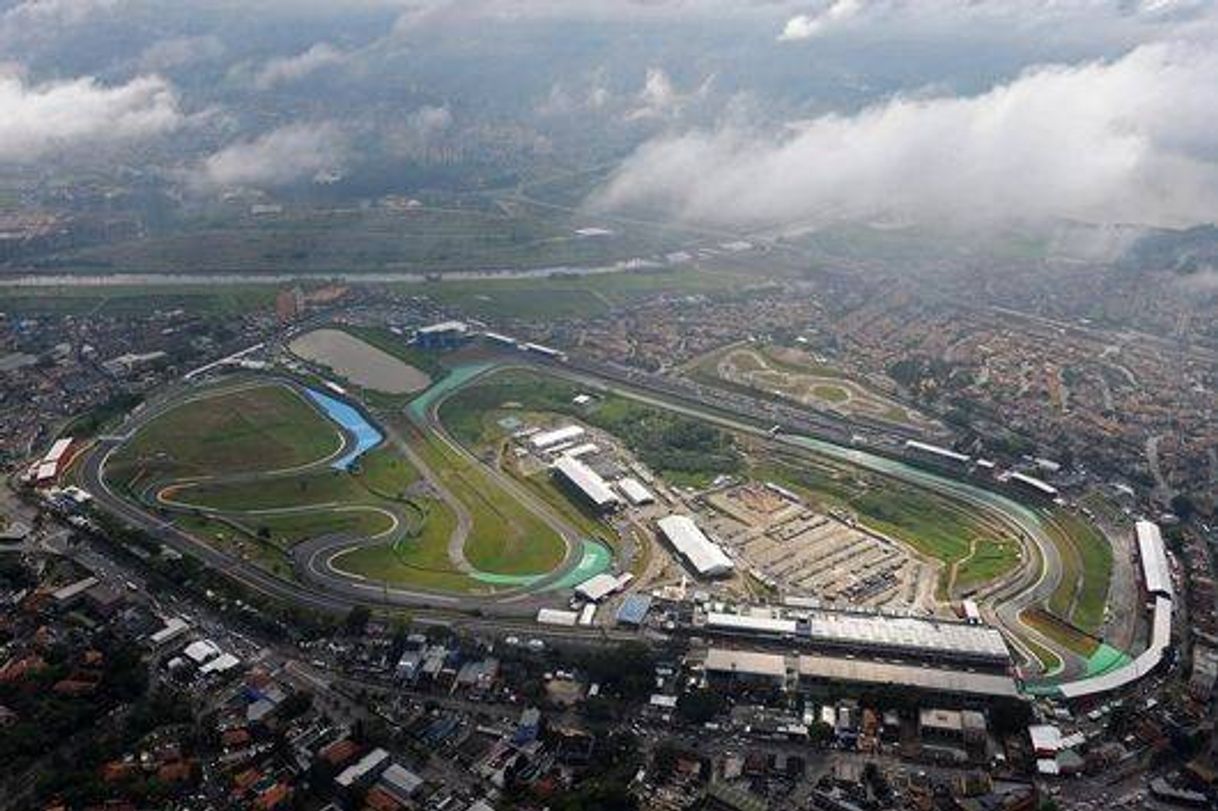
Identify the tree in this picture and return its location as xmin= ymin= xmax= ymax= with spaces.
xmin=344 ymin=605 xmax=371 ymax=636
xmin=676 ymin=688 xmax=726 ymax=725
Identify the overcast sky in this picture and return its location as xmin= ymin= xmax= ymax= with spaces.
xmin=0 ymin=0 xmax=1214 ymax=230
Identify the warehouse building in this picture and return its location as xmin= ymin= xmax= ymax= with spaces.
xmin=617 ymin=477 xmax=655 ymax=506
xmin=531 ymin=425 xmax=586 ymax=450
xmin=552 ymin=455 xmax=619 ymax=513
xmin=704 ymin=648 xmax=788 ymax=689
xmin=657 ymin=515 xmax=734 ymax=578
xmin=413 ymin=320 xmax=468 ymax=349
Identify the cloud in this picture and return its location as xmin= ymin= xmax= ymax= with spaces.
xmin=254 ymin=43 xmax=347 ymax=90
xmin=590 ymin=42 xmax=1218 ymax=231
xmin=0 ymin=69 xmax=182 ymax=162
xmin=196 ymin=122 xmax=347 ymax=188
xmin=778 ymin=0 xmax=862 ymax=41
xmin=138 ymin=35 xmax=225 ymax=71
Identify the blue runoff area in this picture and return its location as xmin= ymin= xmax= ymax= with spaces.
xmin=304 ymin=388 xmax=384 ymax=470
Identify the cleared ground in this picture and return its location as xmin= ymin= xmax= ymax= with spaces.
xmin=289 ymin=328 xmax=431 ymax=394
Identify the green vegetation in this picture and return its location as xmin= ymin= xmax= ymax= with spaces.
xmin=1022 ymin=607 xmax=1100 ymax=658
xmin=812 ymin=384 xmax=850 ymax=403
xmin=1044 ymin=508 xmax=1113 ymax=633
xmin=334 ymin=498 xmax=474 ymax=592
xmin=107 ymin=383 xmax=340 ymax=484
xmin=953 ymin=538 xmax=1022 ymax=593
xmin=413 ymin=431 xmax=565 ymax=576
xmin=440 ymin=368 xmax=742 ymax=485
xmin=0 ymin=284 xmax=281 ymax=317
xmin=414 ymin=264 xmax=780 ymax=320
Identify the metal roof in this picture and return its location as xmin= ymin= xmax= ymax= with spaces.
xmin=532 ymin=425 xmax=586 ymax=449
xmin=1058 ymin=596 xmax=1172 ymax=700
xmin=797 ymin=655 xmax=1019 ymax=698
xmin=615 ymin=594 xmax=653 ymax=626
xmin=617 ymin=476 xmax=655 ymax=505
xmin=553 ymin=455 xmax=618 ymax=507
xmin=705 ymin=648 xmax=787 ymax=679
xmin=657 ymin=515 xmax=734 ymax=577
xmin=1136 ymin=520 xmax=1172 ymax=599
xmin=801 ymin=609 xmax=1010 ymax=662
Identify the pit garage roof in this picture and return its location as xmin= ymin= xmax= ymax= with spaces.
xmin=705 ymin=648 xmax=787 ymax=679
xmin=657 ymin=515 xmax=733 ymax=577
xmin=801 ymin=609 xmax=1010 ymax=663
xmin=797 ymin=655 xmax=1019 ymax=698
xmin=1136 ymin=520 xmax=1172 ymax=599
xmin=553 ymin=455 xmax=618 ymax=508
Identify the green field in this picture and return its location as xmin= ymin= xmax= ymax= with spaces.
xmin=412 ymin=430 xmax=566 ymax=576
xmin=334 ymin=497 xmax=475 ymax=592
xmin=108 ymin=383 xmax=340 ymax=484
xmin=1044 ymin=509 xmax=1113 ymax=633
xmin=439 ymin=368 xmax=742 ymax=486
xmin=0 ymin=284 xmax=282 ymax=317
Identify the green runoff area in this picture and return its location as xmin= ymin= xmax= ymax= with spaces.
xmin=105 ymin=354 xmax=579 ymax=594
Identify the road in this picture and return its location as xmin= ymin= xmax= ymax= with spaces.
xmin=73 ymin=350 xmax=1086 ymax=678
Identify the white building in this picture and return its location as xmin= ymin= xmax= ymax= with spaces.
xmin=656 ymin=515 xmax=734 ymax=578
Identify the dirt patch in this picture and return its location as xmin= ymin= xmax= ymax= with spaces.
xmin=290 ymin=329 xmax=431 ymax=394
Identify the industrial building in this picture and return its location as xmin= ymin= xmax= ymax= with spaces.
xmin=656 ymin=515 xmax=734 ymax=578
xmin=552 ymin=455 xmax=619 ymax=513
xmin=702 ymin=605 xmax=1010 ymax=668
xmin=617 ymin=476 xmax=655 ymax=506
xmin=413 ymin=320 xmax=469 ymax=349
xmin=531 ymin=425 xmax=586 ymax=451
xmin=796 ymin=654 xmax=1020 ymax=703
xmin=704 ymin=648 xmax=788 ymax=689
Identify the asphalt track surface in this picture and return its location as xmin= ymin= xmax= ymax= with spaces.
xmin=82 ymin=372 xmax=589 ymax=616
xmin=79 ymin=359 xmax=1086 ymax=679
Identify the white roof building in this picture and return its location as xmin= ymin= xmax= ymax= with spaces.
xmin=617 ymin=477 xmax=655 ymax=505
xmin=184 ymin=639 xmax=221 ymax=664
xmin=574 ymin=573 xmax=622 ymax=603
xmin=199 ymin=653 xmax=240 ymax=675
xmin=704 ymin=648 xmax=787 ymax=682
xmin=1136 ymin=520 xmax=1172 ymax=599
xmin=537 ymin=608 xmax=579 ymax=627
xmin=336 ymin=748 xmax=389 ymax=789
xmin=531 ymin=425 xmax=586 ymax=450
xmin=553 ymin=455 xmax=619 ymax=510
xmin=656 ymin=515 xmax=734 ymax=577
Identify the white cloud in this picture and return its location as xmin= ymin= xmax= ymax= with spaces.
xmin=197 ymin=122 xmax=347 ymax=188
xmin=590 ymin=42 xmax=1218 ymax=230
xmin=254 ymin=43 xmax=346 ymax=91
xmin=0 ymin=70 xmax=182 ymax=162
xmin=778 ymin=0 xmax=863 ymax=41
